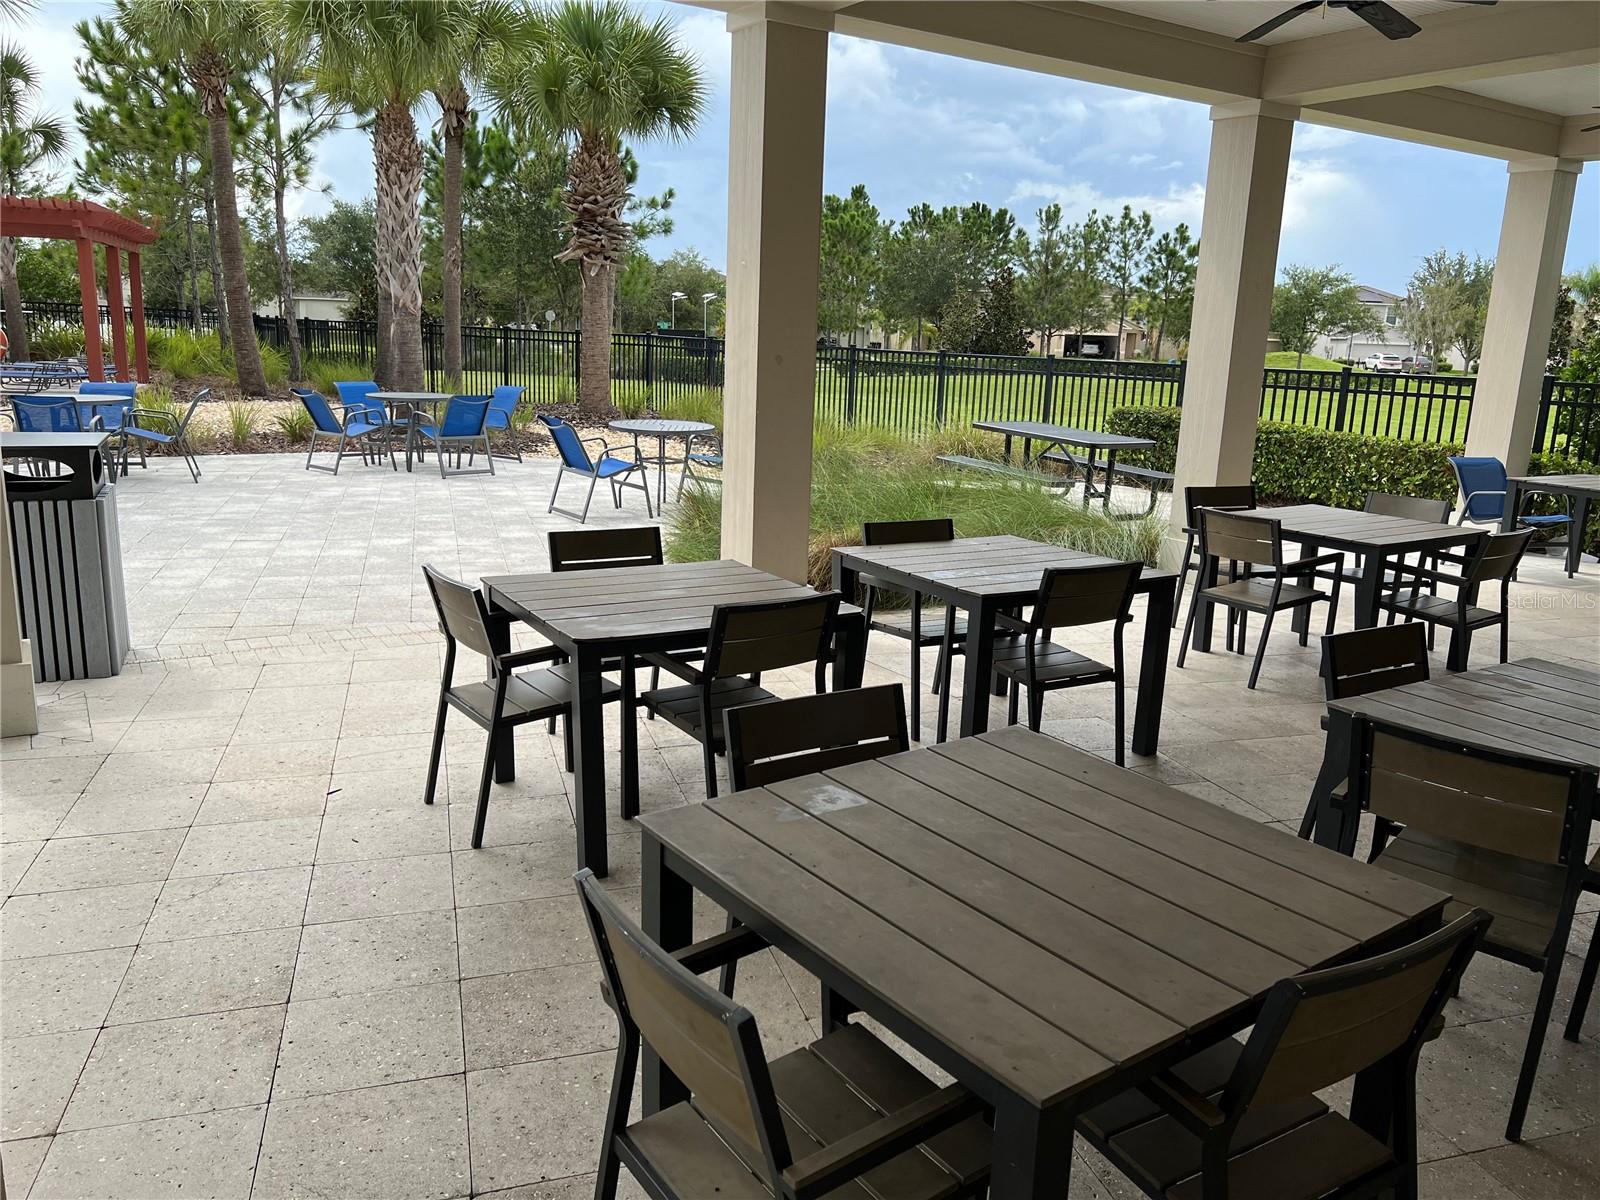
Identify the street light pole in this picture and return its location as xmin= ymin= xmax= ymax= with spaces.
xmin=670 ymin=291 xmax=687 ymax=329
xmin=702 ymin=292 xmax=717 ymax=334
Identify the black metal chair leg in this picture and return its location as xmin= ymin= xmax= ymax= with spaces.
xmin=471 ymin=724 xmax=499 ymax=849
xmin=423 ymin=689 xmax=448 ymax=805
xmin=1506 ymin=955 xmax=1566 ymax=1141
xmin=1564 ymin=915 xmax=1600 ymax=1042
xmin=1247 ymin=607 xmax=1275 ymax=690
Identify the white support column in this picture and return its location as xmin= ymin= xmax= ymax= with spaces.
xmin=0 ymin=468 xmax=38 ymax=737
xmin=719 ymin=4 xmax=830 ymax=581
xmin=1166 ymin=101 xmax=1297 ymax=566
xmin=1465 ymin=157 xmax=1581 ymax=475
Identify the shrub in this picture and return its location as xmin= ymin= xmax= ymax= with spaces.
xmin=304 ymin=356 xmax=372 ymax=398
xmin=654 ymin=387 xmax=722 ymax=430
xmin=149 ymin=328 xmax=228 ymax=379
xmin=1106 ymin=406 xmax=1463 ymax=508
xmin=256 ymin=342 xmax=289 ymax=388
xmin=28 ymin=322 xmax=85 ymax=360
xmin=667 ymin=424 xmax=1164 ymax=592
xmin=224 ymin=401 xmax=258 ymax=449
xmin=272 ymin=405 xmax=314 ymax=445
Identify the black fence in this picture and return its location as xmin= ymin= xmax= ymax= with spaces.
xmin=10 ymin=299 xmax=1600 ymax=461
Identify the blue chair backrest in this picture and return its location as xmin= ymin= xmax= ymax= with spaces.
xmin=439 ymin=396 xmax=490 ymax=438
xmin=292 ymin=387 xmax=344 ymax=435
xmin=1449 ymin=456 xmax=1508 ymax=522
xmin=87 ymin=398 xmax=135 ymax=430
xmin=335 ymin=380 xmax=383 ymax=423
xmin=78 ymin=382 xmax=138 ymax=398
xmin=487 ymin=385 xmax=523 ymax=425
xmin=538 ymin=414 xmax=593 ymax=471
xmin=14 ymin=398 xmax=82 ymax=433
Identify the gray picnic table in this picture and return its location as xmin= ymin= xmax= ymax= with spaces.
xmin=971 ymin=418 xmax=1157 ymax=510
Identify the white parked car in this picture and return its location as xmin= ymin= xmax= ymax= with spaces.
xmin=1370 ymin=354 xmax=1405 ymax=374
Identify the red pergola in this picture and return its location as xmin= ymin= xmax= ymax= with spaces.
xmin=2 ymin=197 xmax=159 ymax=383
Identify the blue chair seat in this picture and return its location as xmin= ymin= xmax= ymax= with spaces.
xmin=1519 ymin=513 xmax=1572 ymax=525
xmin=597 ymin=456 xmax=641 ymax=479
xmin=346 ymin=420 xmax=385 ymax=438
xmin=124 ymin=426 xmax=174 ymax=445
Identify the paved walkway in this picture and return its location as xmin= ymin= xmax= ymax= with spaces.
xmin=1 ymin=453 xmax=1596 ymax=1199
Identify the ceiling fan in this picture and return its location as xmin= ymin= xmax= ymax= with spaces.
xmin=1236 ymin=1 xmax=1498 ymax=45
xmin=1583 ymin=107 xmax=1600 ymax=134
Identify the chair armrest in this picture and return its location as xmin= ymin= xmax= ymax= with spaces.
xmin=782 ymin=1084 xmax=985 ymax=1200
xmin=502 ymin=645 xmax=563 ymax=671
xmin=128 ymin=407 xmax=177 ymax=433
xmin=1382 ymin=560 xmax=1460 ymax=587
xmin=1459 ymin=489 xmax=1505 ymax=522
xmin=672 ymin=924 xmax=768 ymax=974
xmin=993 ymin=611 xmax=1029 ymax=635
xmin=1135 ymin=1069 xmax=1227 ymax=1138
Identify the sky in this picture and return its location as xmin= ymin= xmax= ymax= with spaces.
xmin=22 ymin=0 xmax=1600 ymax=295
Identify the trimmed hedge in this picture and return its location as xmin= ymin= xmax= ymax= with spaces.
xmin=1105 ymin=405 xmax=1599 ymax=551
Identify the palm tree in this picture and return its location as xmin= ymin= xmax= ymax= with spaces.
xmin=433 ymin=1 xmax=521 ymax=389
xmin=489 ymin=1 xmax=703 ymax=415
xmin=125 ymin=0 xmax=269 ymax=395
xmin=0 ymin=41 xmax=67 ymax=362
xmin=294 ymin=1 xmax=470 ymax=390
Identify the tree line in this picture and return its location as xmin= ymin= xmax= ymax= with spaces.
xmin=817 ymin=184 xmax=1200 ymax=360
xmin=0 ymin=0 xmax=705 ymax=413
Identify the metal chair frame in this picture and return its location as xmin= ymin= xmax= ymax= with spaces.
xmin=123 ymin=388 xmax=208 ymax=483
xmin=539 ymin=414 xmax=653 ymax=523
xmin=293 ymin=387 xmax=397 ymax=475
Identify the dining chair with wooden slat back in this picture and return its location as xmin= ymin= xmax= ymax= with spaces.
xmin=858 ymin=518 xmax=962 ymax=741
xmin=420 ymin=565 xmax=620 ymax=848
xmin=714 ymin=684 xmax=909 ymax=996
xmin=1177 ymin=509 xmax=1344 ymax=690
xmin=952 ymin=561 xmax=1141 ymax=763
xmin=1172 ymin=483 xmax=1257 ymax=626
xmin=574 ymin=869 xmax=992 ymax=1200
xmin=1377 ymin=528 xmax=1534 ymax=671
xmin=1356 ymin=721 xmax=1593 ymax=1141
xmin=642 ymin=592 xmax=842 ymax=798
xmin=1297 ymin=623 xmax=1431 ymax=845
xmin=1079 ymin=909 xmax=1489 ymax=1200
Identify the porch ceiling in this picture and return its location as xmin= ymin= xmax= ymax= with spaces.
xmin=704 ymin=1 xmax=1600 ymax=160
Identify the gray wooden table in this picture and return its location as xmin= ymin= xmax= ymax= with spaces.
xmin=1307 ymin=657 xmax=1600 ymax=852
xmin=1505 ymin=473 xmax=1598 ymax=576
xmin=832 ymin=534 xmax=1175 ymax=747
xmin=972 ymin=419 xmax=1156 ymax=509
xmin=639 ymin=727 xmax=1448 ymax=1199
xmin=483 ymin=559 xmax=866 ymax=877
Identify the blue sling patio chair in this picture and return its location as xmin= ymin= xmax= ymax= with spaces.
xmin=294 ymin=387 xmax=396 ymax=475
xmin=123 ymin=387 xmax=209 ymax=482
xmin=1449 ymin=455 xmax=1575 ymax=577
xmin=10 ymin=397 xmax=93 ymax=479
xmin=77 ymin=382 xmax=140 ymax=474
xmin=537 ymin=414 xmax=653 ymax=523
xmin=411 ymin=394 xmax=495 ymax=478
xmin=482 ymin=385 xmax=525 ymax=462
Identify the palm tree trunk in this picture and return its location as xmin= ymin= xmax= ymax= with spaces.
xmin=437 ymin=79 xmax=467 ymax=390
xmin=198 ymin=67 xmax=266 ymax=395
xmin=374 ymin=100 xmax=424 ymax=390
xmin=182 ymin=158 xmax=201 ymax=329
xmin=203 ymin=181 xmax=229 ymax=350
xmin=376 ymin=291 xmax=392 ymax=387
xmin=274 ymin=183 xmax=303 ymax=381
xmin=579 ymin=264 xmax=612 ymax=414
xmin=1 ymin=237 xmax=30 ymax=363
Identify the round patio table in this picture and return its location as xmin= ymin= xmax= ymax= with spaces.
xmin=607 ymin=418 xmax=715 ymax=509
xmin=370 ymin=391 xmax=453 ymax=472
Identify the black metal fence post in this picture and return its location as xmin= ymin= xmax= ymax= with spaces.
xmin=644 ymin=330 xmax=655 ymax=391
xmin=1531 ymin=373 xmax=1556 ymax=455
xmin=844 ymin=344 xmax=859 ymax=424
xmin=934 ymin=349 xmax=948 ymax=426
xmin=1333 ymin=365 xmax=1352 ymax=432
xmin=1176 ymin=360 xmax=1187 ymax=407
xmin=1041 ymin=354 xmax=1057 ymax=423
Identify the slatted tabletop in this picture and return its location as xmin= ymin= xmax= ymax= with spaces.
xmin=484 ymin=559 xmax=865 ymax=877
xmin=487 ymin=558 xmax=848 ymax=650
xmin=831 ymin=535 xmax=1177 ymax=749
xmin=1329 ymin=658 xmax=1599 ymax=772
xmin=1234 ymin=503 xmax=1479 ymax=552
xmin=971 ymin=419 xmax=1156 ymax=451
xmin=1504 ymin=476 xmax=1598 ymax=575
xmin=639 ymin=727 xmax=1447 ymax=1198
xmin=1309 ymin=658 xmax=1599 ymax=851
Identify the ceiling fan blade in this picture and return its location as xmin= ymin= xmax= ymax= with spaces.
xmin=1584 ymin=124 xmax=1600 ymax=133
xmin=1235 ymin=0 xmax=1324 ymax=43
xmin=1340 ymin=1 xmax=1423 ymax=39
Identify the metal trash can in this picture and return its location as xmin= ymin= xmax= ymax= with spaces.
xmin=1 ymin=431 xmax=130 ymax=681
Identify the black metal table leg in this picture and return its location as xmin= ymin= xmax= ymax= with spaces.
xmin=642 ymin=833 xmax=691 ymax=1114
xmin=959 ymin=597 xmax=999 ymax=738
xmin=992 ymin=1095 xmax=1074 ymax=1200
xmin=572 ymin=645 xmax=609 ymax=876
xmin=1132 ymin=575 xmax=1174 ymax=756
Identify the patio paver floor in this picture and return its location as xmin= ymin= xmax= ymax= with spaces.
xmin=1 ymin=453 xmax=1596 ymax=1199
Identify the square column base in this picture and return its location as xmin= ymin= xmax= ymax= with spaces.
xmin=1 ymin=645 xmax=39 ymax=737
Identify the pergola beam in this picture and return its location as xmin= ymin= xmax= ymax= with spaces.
xmin=1304 ymin=88 xmax=1568 ymax=162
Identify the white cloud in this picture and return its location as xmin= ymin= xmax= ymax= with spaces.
xmin=671 ymin=9 xmax=732 ymax=92
xmin=1294 ymin=122 xmax=1358 ymax=152
xmin=1281 ymin=155 xmax=1363 ymax=233
xmin=1127 ymin=153 xmax=1155 ymax=166
xmin=828 ymin=36 xmax=894 ymax=106
xmin=1008 ymin=178 xmax=1205 ymax=230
